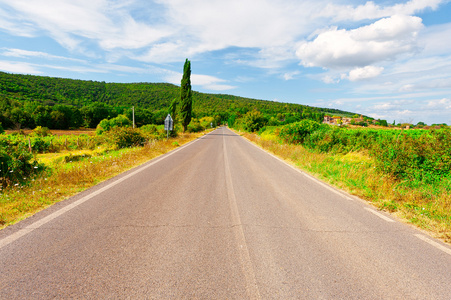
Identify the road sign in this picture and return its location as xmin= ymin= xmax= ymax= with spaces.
xmin=164 ymin=114 xmax=173 ymax=131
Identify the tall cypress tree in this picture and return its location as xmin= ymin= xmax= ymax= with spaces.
xmin=169 ymin=98 xmax=177 ymax=124
xmin=180 ymin=58 xmax=192 ymax=132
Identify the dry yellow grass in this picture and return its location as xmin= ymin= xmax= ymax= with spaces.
xmin=0 ymin=132 xmax=207 ymax=228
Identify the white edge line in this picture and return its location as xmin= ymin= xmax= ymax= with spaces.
xmin=234 ymin=130 xmax=451 ymax=254
xmin=237 ymin=131 xmax=355 ymax=201
xmin=414 ymin=234 xmax=451 ymax=256
xmin=364 ymin=207 xmax=395 ymax=223
xmin=0 ymin=133 xmax=209 ymax=250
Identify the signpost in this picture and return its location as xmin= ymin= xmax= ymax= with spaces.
xmin=164 ymin=114 xmax=173 ymax=140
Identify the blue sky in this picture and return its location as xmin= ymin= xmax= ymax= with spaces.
xmin=0 ymin=0 xmax=450 ymax=125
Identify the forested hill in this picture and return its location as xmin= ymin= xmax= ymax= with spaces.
xmin=0 ymin=71 xmax=356 ymax=129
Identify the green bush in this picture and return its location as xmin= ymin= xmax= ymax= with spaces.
xmin=187 ymin=119 xmax=205 ymax=133
xmin=31 ymin=126 xmax=51 ymax=137
xmin=242 ymin=111 xmax=267 ymax=132
xmin=30 ymin=137 xmax=51 ymax=153
xmin=371 ymin=129 xmax=451 ymax=184
xmin=140 ymin=124 xmax=168 ymax=139
xmin=107 ymin=127 xmax=146 ymax=148
xmin=0 ymin=143 xmax=43 ymax=188
xmin=279 ymin=120 xmax=322 ymax=144
xmin=276 ymin=122 xmax=451 ymax=184
xmin=96 ymin=115 xmax=131 ymax=135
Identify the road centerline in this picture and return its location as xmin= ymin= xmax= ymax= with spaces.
xmin=222 ymin=130 xmax=261 ymax=300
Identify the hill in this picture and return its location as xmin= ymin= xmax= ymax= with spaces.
xmin=0 ymin=71 xmax=358 ymax=129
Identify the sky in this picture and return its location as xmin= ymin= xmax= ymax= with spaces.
xmin=0 ymin=0 xmax=450 ymax=125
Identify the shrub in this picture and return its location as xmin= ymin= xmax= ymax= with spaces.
xmin=0 ymin=143 xmax=43 ymax=188
xmin=140 ymin=124 xmax=159 ymax=134
xmin=242 ymin=111 xmax=267 ymax=132
xmin=279 ymin=119 xmax=322 ymax=144
xmin=31 ymin=126 xmax=51 ymax=137
xmin=371 ymin=129 xmax=451 ymax=184
xmin=96 ymin=115 xmax=131 ymax=135
xmin=140 ymin=124 xmax=169 ymax=140
xmin=107 ymin=127 xmax=146 ymax=148
xmin=30 ymin=137 xmax=51 ymax=153
xmin=187 ymin=119 xmax=205 ymax=133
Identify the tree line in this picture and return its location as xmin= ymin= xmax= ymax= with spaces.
xmin=0 ymin=70 xmax=357 ymax=131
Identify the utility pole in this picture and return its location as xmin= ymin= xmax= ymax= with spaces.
xmin=132 ymin=106 xmax=135 ymax=129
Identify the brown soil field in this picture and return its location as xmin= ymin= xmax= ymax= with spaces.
xmin=5 ymin=129 xmax=96 ymax=136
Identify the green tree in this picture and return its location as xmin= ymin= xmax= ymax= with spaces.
xmin=10 ymin=107 xmax=31 ymax=129
xmin=242 ymin=110 xmax=267 ymax=132
xmin=180 ymin=59 xmax=192 ymax=132
xmin=33 ymin=105 xmax=53 ymax=128
xmin=80 ymin=103 xmax=112 ymax=128
xmin=96 ymin=114 xmax=131 ymax=135
xmin=169 ymin=98 xmax=177 ymax=125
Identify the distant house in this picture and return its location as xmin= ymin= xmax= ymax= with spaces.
xmin=323 ymin=115 xmax=349 ymax=126
xmin=342 ymin=118 xmax=352 ymax=125
xmin=323 ymin=115 xmax=336 ymax=125
xmin=323 ymin=115 xmax=369 ymax=126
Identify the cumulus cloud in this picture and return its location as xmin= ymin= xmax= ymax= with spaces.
xmin=344 ymin=66 xmax=384 ymax=81
xmin=296 ymin=15 xmax=424 ymax=70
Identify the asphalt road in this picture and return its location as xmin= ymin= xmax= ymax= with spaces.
xmin=1 ymin=127 xmax=450 ymax=299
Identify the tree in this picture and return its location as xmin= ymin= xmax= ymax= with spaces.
xmin=9 ymin=107 xmax=30 ymax=130
xmin=180 ymin=59 xmax=192 ymax=132
xmin=242 ymin=110 xmax=267 ymax=132
xmin=169 ymin=98 xmax=177 ymax=125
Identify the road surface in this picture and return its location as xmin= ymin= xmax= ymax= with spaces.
xmin=1 ymin=127 xmax=450 ymax=299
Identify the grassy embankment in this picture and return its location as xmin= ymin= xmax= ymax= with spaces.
xmin=0 ymin=130 xmax=208 ymax=228
xmin=238 ymin=126 xmax=451 ymax=243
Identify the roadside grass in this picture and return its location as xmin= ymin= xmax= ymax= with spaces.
xmin=0 ymin=131 xmax=207 ymax=228
xmin=242 ymin=131 xmax=451 ymax=243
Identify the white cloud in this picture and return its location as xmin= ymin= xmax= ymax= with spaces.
xmin=0 ymin=48 xmax=86 ymax=62
xmin=427 ymin=98 xmax=451 ymax=110
xmin=321 ymin=0 xmax=443 ymax=21
xmin=296 ymin=15 xmax=424 ymax=70
xmin=344 ymin=66 xmax=384 ymax=81
xmin=192 ymin=74 xmax=237 ymax=91
xmin=163 ymin=70 xmax=236 ymax=91
xmin=0 ymin=7 xmax=37 ymax=37
xmin=283 ymin=71 xmax=300 ymax=80
xmin=0 ymin=0 xmax=171 ymax=55
xmin=0 ymin=60 xmax=42 ymax=74
xmin=322 ymin=75 xmax=340 ymax=84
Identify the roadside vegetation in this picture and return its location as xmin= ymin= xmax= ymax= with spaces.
xmin=232 ymin=120 xmax=451 ymax=243
xmin=0 ymin=117 xmax=213 ymax=228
